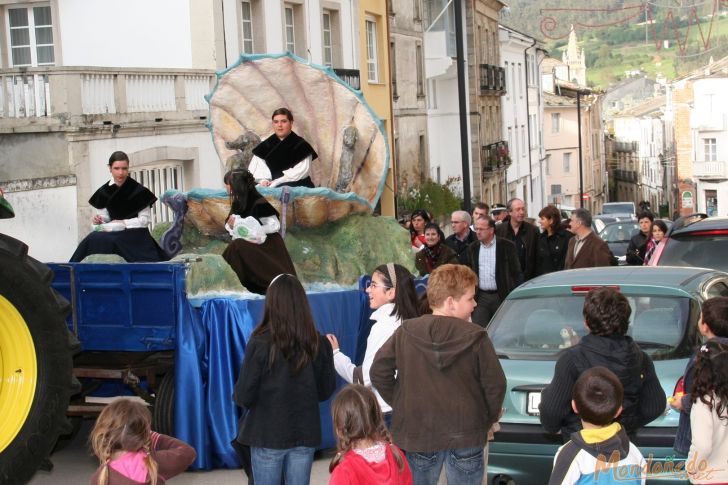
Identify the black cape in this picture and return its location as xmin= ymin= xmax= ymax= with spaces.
xmin=88 ymin=177 xmax=157 ymax=220
xmin=252 ymin=131 xmax=317 ymax=188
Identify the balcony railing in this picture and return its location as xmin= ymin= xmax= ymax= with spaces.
xmin=0 ymin=66 xmax=215 ymax=124
xmin=479 ymin=64 xmax=506 ymax=95
xmin=333 ymin=68 xmax=360 ymax=91
xmin=481 ymin=140 xmax=511 ymax=177
xmin=693 ymin=161 xmax=728 ymax=179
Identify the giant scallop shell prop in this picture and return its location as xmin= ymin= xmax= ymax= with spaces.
xmin=203 ymin=53 xmax=389 ymax=230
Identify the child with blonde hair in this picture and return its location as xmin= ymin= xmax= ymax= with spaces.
xmin=89 ymin=398 xmax=196 ymax=485
xmin=329 ymin=384 xmax=411 ymax=485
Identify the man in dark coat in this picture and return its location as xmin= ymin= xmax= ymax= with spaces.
xmin=466 ymin=215 xmax=523 ymax=327
xmin=626 ymin=211 xmax=654 ymax=265
xmin=495 ymin=198 xmax=539 ymax=280
xmin=564 ymin=208 xmax=614 ymax=269
xmin=444 ymin=210 xmax=477 ymax=264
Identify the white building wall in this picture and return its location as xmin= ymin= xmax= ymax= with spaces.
xmin=425 ymin=12 xmax=472 ymax=197
xmin=1 ymin=186 xmax=77 ymax=262
xmin=500 ymin=27 xmax=541 ymax=215
xmin=58 ymin=0 xmax=195 ymax=68
xmin=692 ymin=77 xmax=728 ymax=215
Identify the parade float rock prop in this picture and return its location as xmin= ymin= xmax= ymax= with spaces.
xmin=154 ymin=211 xmax=415 ymax=289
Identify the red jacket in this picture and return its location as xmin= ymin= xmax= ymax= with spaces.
xmin=329 ymin=444 xmax=412 ymax=485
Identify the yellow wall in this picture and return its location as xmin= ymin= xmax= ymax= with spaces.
xmin=358 ymin=0 xmax=395 ymax=216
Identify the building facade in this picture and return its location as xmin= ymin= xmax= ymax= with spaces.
xmin=671 ymin=58 xmax=728 ymax=217
xmin=499 ymin=24 xmax=545 ymax=217
xmin=541 ymin=59 xmax=606 ymax=213
xmin=389 ymin=0 xmax=429 ymax=190
xmin=610 ymin=96 xmax=671 ymax=215
xmin=423 ymin=0 xmax=505 ymax=203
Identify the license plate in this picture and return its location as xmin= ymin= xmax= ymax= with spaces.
xmin=527 ymin=392 xmax=541 ymax=416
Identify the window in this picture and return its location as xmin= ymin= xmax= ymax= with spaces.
xmin=563 ymin=152 xmax=571 ymax=172
xmin=414 ymin=0 xmax=422 ymax=20
xmin=130 ymin=163 xmax=185 ymax=228
xmin=427 ymin=78 xmax=438 ymax=109
xmin=8 ymin=5 xmax=54 ymax=66
xmin=241 ymin=1 xmax=254 ymax=54
xmin=521 ymin=124 xmax=526 ymax=156
xmin=704 ymin=138 xmax=717 ymax=162
xmin=366 ymin=17 xmax=379 ymax=83
xmin=551 ymin=184 xmax=562 ymax=195
xmin=390 ymin=41 xmax=397 ymax=98
xmin=551 ymin=113 xmax=561 ymax=134
xmin=504 ymin=62 xmax=509 ymax=99
xmin=416 ymin=44 xmax=424 ymax=96
xmin=284 ymin=6 xmax=296 ymax=54
xmin=518 ymin=62 xmax=524 ymax=97
xmin=322 ymin=10 xmax=333 ymax=66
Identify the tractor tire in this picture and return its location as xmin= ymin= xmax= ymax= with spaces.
xmin=0 ymin=233 xmax=76 ymax=484
xmin=153 ymin=371 xmax=175 ymax=437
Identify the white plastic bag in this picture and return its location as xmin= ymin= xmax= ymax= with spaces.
xmin=226 ymin=215 xmax=267 ymax=244
xmin=93 ymin=222 xmax=126 ymax=232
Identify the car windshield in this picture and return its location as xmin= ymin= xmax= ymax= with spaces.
xmin=602 ymin=203 xmax=634 ymax=215
xmin=600 ymin=222 xmax=638 ymax=243
xmin=659 ymin=235 xmax=728 ymax=272
xmin=488 ymin=294 xmax=691 ymax=360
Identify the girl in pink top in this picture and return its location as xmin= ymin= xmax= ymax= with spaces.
xmin=89 ymin=398 xmax=196 ymax=485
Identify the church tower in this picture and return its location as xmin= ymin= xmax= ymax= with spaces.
xmin=562 ymin=25 xmax=587 ymax=86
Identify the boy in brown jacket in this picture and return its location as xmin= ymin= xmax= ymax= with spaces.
xmin=370 ymin=264 xmax=506 ymax=485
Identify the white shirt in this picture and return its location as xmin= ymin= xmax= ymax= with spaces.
xmin=248 ymin=154 xmax=312 ymax=188
xmin=332 ymin=302 xmax=401 ymax=413
xmin=478 ymin=239 xmax=497 ymax=291
xmin=688 ymin=394 xmax=728 ymax=484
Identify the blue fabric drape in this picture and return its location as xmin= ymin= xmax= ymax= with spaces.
xmin=175 ymin=290 xmax=371 ymax=470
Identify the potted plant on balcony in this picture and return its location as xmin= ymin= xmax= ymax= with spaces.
xmin=497 ymin=145 xmax=512 ymax=168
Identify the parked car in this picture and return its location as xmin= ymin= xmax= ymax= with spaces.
xmin=486 ymin=266 xmax=728 ymax=485
xmin=601 ymin=201 xmax=637 ymax=219
xmin=654 ymin=214 xmax=728 ymax=272
xmin=598 ymin=220 xmax=639 ymax=264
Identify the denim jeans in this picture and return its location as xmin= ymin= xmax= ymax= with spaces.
xmin=250 ymin=446 xmax=315 ymax=485
xmin=405 ymin=446 xmax=485 ymax=485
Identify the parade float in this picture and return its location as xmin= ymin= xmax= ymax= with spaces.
xmin=0 ymin=54 xmax=416 ymax=481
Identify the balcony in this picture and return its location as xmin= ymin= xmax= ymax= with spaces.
xmin=693 ymin=161 xmax=728 ymax=179
xmin=614 ymin=169 xmax=637 ymax=183
xmin=479 ymin=64 xmax=505 ymax=96
xmin=689 ymin=111 xmax=726 ymax=132
xmin=0 ymin=66 xmax=216 ymax=130
xmin=332 ymin=68 xmax=360 ymax=91
xmin=481 ymin=140 xmax=511 ymax=177
xmin=613 ymin=141 xmax=638 ymax=153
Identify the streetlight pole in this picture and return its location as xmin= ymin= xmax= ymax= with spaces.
xmin=453 ymin=0 xmax=471 ymax=211
xmin=577 ymin=91 xmax=584 ymax=208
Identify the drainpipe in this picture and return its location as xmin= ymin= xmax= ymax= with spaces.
xmin=524 ymin=37 xmax=537 ymax=205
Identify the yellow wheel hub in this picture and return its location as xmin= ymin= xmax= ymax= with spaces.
xmin=0 ymin=295 xmax=36 ymax=453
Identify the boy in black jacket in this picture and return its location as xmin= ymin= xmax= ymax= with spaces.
xmin=539 ymin=287 xmax=666 ymax=438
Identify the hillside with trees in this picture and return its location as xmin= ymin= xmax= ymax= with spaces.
xmin=500 ymin=0 xmax=728 ymax=88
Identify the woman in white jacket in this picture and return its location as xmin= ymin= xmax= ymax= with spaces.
xmin=326 ymin=263 xmax=421 ymax=426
